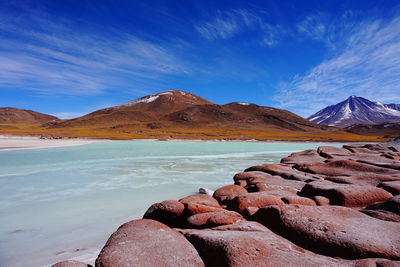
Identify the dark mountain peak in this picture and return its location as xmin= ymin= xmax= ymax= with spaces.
xmin=348 ymin=95 xmax=358 ymax=100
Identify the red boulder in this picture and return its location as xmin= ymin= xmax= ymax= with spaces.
xmin=95 ymin=219 xmax=204 ymax=267
xmin=179 ymin=194 xmax=220 ymax=207
xmin=143 ymin=200 xmax=184 ymax=227
xmin=213 ymin=185 xmax=247 ymax=203
xmin=253 ymin=205 xmax=400 ymax=260
xmin=300 ymin=180 xmax=392 ymax=207
xmin=185 ymin=229 xmax=350 ymax=267
xmin=186 ymin=210 xmax=243 ymax=228
xmin=229 ymin=192 xmax=284 ymax=213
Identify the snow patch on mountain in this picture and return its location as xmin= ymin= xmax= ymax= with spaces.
xmin=121 ymin=95 xmax=159 ymax=107
xmin=158 ymin=92 xmax=173 ymax=95
xmin=385 ymin=103 xmax=400 ymax=111
xmin=116 ymin=90 xmax=210 ymax=108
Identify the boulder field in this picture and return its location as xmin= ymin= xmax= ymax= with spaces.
xmin=52 ymin=143 xmax=400 ymax=267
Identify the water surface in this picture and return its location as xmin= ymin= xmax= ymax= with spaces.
xmin=0 ymin=141 xmax=341 ymax=267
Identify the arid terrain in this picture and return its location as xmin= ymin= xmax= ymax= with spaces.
xmin=346 ymin=122 xmax=400 ymax=136
xmin=0 ymin=91 xmax=391 ymax=142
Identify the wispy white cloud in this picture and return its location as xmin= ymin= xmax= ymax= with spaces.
xmin=261 ymin=24 xmax=284 ymax=47
xmin=195 ymin=9 xmax=282 ymax=47
xmin=274 ymin=14 xmax=400 ymax=116
xmin=0 ymin=7 xmax=191 ymax=96
xmin=196 ymin=13 xmax=240 ymax=40
xmin=296 ymin=15 xmax=327 ymax=41
xmin=195 ymin=9 xmax=256 ymax=40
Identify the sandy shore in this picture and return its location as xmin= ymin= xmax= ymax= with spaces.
xmin=0 ymin=134 xmax=386 ymax=151
xmin=0 ymin=137 xmax=101 ymax=151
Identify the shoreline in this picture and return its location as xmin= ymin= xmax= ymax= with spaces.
xmin=53 ymin=142 xmax=400 ymax=266
xmin=0 ymin=134 xmax=375 ymax=151
xmin=0 ymin=137 xmax=103 ymax=151
xmin=2 ymin=141 xmax=398 ymax=266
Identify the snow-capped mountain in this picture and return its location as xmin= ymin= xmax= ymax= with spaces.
xmin=308 ymin=96 xmax=400 ymax=127
xmin=384 ymin=103 xmax=400 ymax=111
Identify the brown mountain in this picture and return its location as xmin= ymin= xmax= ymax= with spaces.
xmin=1 ymin=90 xmax=384 ymax=141
xmin=48 ymin=90 xmax=333 ymax=133
xmin=346 ymin=122 xmax=400 ymax=137
xmin=0 ymin=107 xmax=58 ymax=123
xmin=165 ymin=102 xmax=332 ymax=132
xmin=48 ymin=90 xmax=212 ymax=128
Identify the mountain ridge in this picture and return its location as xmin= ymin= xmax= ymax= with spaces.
xmin=0 ymin=91 xmax=389 ymax=142
xmin=346 ymin=122 xmax=400 ymax=136
xmin=47 ymin=90 xmax=332 ymax=133
xmin=0 ymin=107 xmax=58 ymax=124
xmin=53 ymin=90 xmax=212 ymax=127
xmin=308 ymin=96 xmax=400 ymax=127
xmin=385 ymin=103 xmax=400 ymax=111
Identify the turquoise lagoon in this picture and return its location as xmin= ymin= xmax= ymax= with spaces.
xmin=0 ymin=141 xmax=342 ymax=267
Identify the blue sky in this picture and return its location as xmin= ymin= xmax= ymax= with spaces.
xmin=1 ymin=0 xmax=399 ymax=118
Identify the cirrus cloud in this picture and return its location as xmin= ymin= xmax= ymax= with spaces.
xmin=195 ymin=8 xmax=283 ymax=47
xmin=0 ymin=6 xmax=191 ymax=96
xmin=274 ymin=14 xmax=400 ymax=116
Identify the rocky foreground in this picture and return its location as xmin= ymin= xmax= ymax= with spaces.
xmin=53 ymin=143 xmax=400 ymax=267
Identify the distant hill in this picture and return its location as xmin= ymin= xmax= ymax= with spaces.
xmin=0 ymin=107 xmax=58 ymax=123
xmin=308 ymin=96 xmax=400 ymax=127
xmin=346 ymin=122 xmax=400 ymax=136
xmin=48 ymin=90 xmax=331 ymax=133
xmin=164 ymin=102 xmax=331 ymax=132
xmin=0 ymin=91 xmax=387 ymax=141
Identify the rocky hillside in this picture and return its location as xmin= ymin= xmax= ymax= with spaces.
xmin=48 ymin=90 xmax=212 ymax=128
xmin=1 ymin=91 xmax=388 ymax=141
xmin=165 ymin=102 xmax=331 ymax=132
xmin=0 ymin=107 xmax=58 ymax=123
xmin=47 ymin=90 xmax=333 ymax=133
xmin=385 ymin=103 xmax=400 ymax=111
xmin=52 ymin=143 xmax=400 ymax=266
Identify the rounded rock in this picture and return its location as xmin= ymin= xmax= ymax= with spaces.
xmin=95 ymin=219 xmax=204 ymax=267
xmin=213 ymin=185 xmax=248 ymax=203
xmin=143 ymin=200 xmax=185 ymax=227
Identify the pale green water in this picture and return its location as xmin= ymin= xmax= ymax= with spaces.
xmin=0 ymin=141 xmax=341 ymax=267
